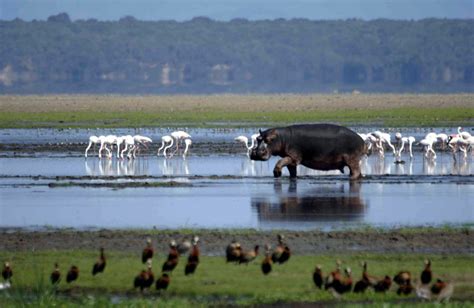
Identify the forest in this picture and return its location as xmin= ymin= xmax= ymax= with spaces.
xmin=0 ymin=13 xmax=473 ymax=93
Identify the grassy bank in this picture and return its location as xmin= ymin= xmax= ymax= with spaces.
xmin=0 ymin=251 xmax=473 ymax=306
xmin=0 ymin=94 xmax=472 ymax=128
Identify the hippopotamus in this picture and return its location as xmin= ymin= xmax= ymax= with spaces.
xmin=250 ymin=124 xmax=366 ymax=180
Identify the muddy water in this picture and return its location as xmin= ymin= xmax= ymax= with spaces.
xmin=0 ymin=128 xmax=473 ymax=230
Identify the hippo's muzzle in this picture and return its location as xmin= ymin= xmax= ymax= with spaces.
xmin=250 ymin=143 xmax=271 ymax=161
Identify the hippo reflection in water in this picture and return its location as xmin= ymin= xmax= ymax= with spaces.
xmin=250 ymin=124 xmax=367 ymax=180
xmin=251 ymin=181 xmax=365 ymax=224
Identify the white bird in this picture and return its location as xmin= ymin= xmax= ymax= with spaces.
xmin=249 ymin=133 xmax=259 ymax=149
xmin=425 ymin=132 xmax=438 ymax=141
xmin=182 ymin=138 xmax=192 ymax=159
xmin=85 ymin=135 xmax=100 ymax=158
xmin=448 ymin=134 xmax=470 ymax=160
xmin=132 ymin=135 xmax=152 ymax=157
xmin=458 ymin=126 xmax=472 ymax=140
xmin=171 ymin=131 xmax=191 ymax=154
xmin=235 ymin=133 xmax=259 ymax=155
xmin=419 ymin=137 xmax=437 ymax=159
xmin=235 ymin=135 xmax=249 ymax=153
xmin=407 ymin=136 xmax=416 ymax=158
xmin=121 ymin=135 xmax=135 ymax=159
xmin=101 ymin=135 xmax=117 ymax=159
xmin=396 ymin=136 xmax=416 ymax=159
xmin=371 ymin=131 xmax=396 ymax=156
xmin=163 ymin=137 xmax=175 ymax=158
xmin=157 ymin=135 xmax=174 ymax=156
xmin=115 ymin=136 xmax=125 ymax=158
xmin=436 ymin=133 xmax=448 ymax=150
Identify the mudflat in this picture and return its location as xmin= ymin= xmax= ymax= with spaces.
xmin=1 ymin=228 xmax=472 ymax=255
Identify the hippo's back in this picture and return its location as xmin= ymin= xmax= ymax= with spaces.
xmin=284 ymin=124 xmax=364 ymax=156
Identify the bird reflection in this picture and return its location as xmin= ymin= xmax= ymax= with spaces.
xmin=251 ymin=181 xmax=365 ymax=224
xmin=422 ymin=158 xmax=436 ymax=175
xmin=85 ymin=158 xmax=150 ymax=176
xmin=393 ymin=159 xmax=414 ymax=175
xmin=158 ymin=158 xmax=190 ymax=176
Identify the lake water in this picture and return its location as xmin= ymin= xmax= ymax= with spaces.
xmin=0 ymin=128 xmax=473 ymax=230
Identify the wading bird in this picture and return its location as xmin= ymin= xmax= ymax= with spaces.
xmin=157 ymin=135 xmax=174 ymax=157
xmin=421 ymin=259 xmax=432 ymax=285
xmin=115 ymin=136 xmax=125 ymax=158
xmin=183 ymin=138 xmax=192 ymax=159
xmin=239 ymin=245 xmax=259 ymax=265
xmin=271 ymin=234 xmax=291 ymax=264
xmin=120 ymin=135 xmax=135 ymax=159
xmin=92 ymin=247 xmax=106 ymax=276
xmin=458 ymin=126 xmax=472 ymax=140
xmin=371 ymin=131 xmax=396 ymax=156
xmin=85 ymin=135 xmax=100 ymax=158
xmin=102 ymin=135 xmax=118 ymax=159
xmin=353 ymin=261 xmax=376 ymax=293
xmin=50 ymin=263 xmax=61 ymax=285
xmin=261 ymin=244 xmax=272 ymax=275
xmin=171 ymin=131 xmax=191 ymax=154
xmin=162 ymin=240 xmax=179 ymax=272
xmin=134 ymin=270 xmax=148 ymax=292
xmin=313 ymin=265 xmax=324 ymax=289
xmin=373 ymin=275 xmax=392 ymax=293
xmin=226 ymin=240 xmax=242 ymax=263
xmin=2 ymin=262 xmax=12 ymax=282
xmin=234 ymin=133 xmax=259 ymax=156
xmin=131 ymin=135 xmax=153 ymax=158
xmin=155 ymin=273 xmax=170 ymax=291
xmin=395 ymin=133 xmax=416 ymax=159
xmin=325 ymin=260 xmax=342 ymax=290
xmin=66 ymin=265 xmax=79 ymax=283
xmin=142 ymin=238 xmax=154 ymax=264
xmin=394 ymin=270 xmax=413 ymax=295
xmin=143 ymin=260 xmax=154 ymax=289
xmin=328 ymin=267 xmax=353 ymax=297
xmin=185 ymin=236 xmax=200 ymax=275
xmin=419 ymin=136 xmax=437 ymax=159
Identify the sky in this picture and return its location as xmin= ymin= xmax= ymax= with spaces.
xmin=0 ymin=0 xmax=473 ymax=21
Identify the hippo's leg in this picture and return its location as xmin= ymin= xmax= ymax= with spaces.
xmin=287 ymin=165 xmax=297 ymax=178
xmin=346 ymin=155 xmax=362 ymax=180
xmin=273 ymin=157 xmax=295 ymax=178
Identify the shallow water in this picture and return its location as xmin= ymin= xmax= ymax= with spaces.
xmin=0 ymin=127 xmax=473 ymax=230
xmin=1 ymin=154 xmax=473 ymax=177
xmin=1 ymin=155 xmax=473 ymax=230
xmin=0 ymin=176 xmax=473 ymax=230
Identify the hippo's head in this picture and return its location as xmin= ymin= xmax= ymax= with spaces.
xmin=250 ymin=128 xmax=281 ymax=161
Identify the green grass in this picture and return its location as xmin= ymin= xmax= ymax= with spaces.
xmin=0 ymin=107 xmax=472 ymax=128
xmin=1 ymin=251 xmax=473 ymax=306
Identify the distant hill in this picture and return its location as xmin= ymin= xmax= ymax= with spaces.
xmin=1 ymin=14 xmax=473 ymax=93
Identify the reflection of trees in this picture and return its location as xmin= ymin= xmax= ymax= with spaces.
xmin=251 ymin=181 xmax=365 ymax=222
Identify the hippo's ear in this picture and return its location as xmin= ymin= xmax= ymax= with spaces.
xmin=259 ymin=129 xmax=262 ymax=135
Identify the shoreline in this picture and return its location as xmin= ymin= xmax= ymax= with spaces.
xmin=2 ymin=227 xmax=472 ymax=255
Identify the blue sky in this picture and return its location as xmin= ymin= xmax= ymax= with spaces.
xmin=1 ymin=0 xmax=473 ymax=21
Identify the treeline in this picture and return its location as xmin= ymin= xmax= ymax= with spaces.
xmin=0 ymin=13 xmax=473 ymax=93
